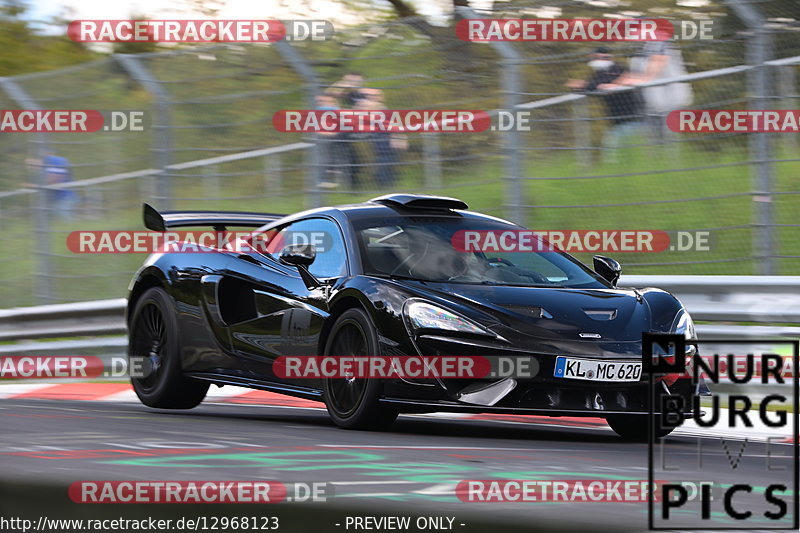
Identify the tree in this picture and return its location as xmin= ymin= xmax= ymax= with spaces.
xmin=0 ymin=0 xmax=96 ymax=76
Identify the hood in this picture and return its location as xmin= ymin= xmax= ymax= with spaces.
xmin=394 ymin=280 xmax=655 ymax=356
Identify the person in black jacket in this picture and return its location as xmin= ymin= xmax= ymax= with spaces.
xmin=566 ymin=47 xmax=645 ymax=163
xmin=329 ymin=72 xmax=368 ymax=189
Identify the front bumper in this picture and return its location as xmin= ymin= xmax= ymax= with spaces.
xmin=385 ymin=376 xmax=701 ymax=415
xmin=381 ymin=334 xmax=705 ymax=415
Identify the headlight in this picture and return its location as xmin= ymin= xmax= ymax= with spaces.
xmin=404 ymin=301 xmax=490 ymax=335
xmin=675 ymin=310 xmax=697 ymax=340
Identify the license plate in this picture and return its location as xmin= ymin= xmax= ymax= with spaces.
xmin=553 ymin=357 xmax=642 ymax=382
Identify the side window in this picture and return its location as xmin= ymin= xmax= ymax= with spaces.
xmin=267 ymin=218 xmax=347 ymax=279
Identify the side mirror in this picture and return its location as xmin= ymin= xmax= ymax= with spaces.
xmin=279 ymin=243 xmax=316 ymax=267
xmin=279 ymin=244 xmax=321 ymax=289
xmin=593 ymin=255 xmax=621 ymax=287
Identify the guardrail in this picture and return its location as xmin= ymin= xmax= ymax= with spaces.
xmin=621 ymin=275 xmax=800 ymax=326
xmin=0 ymin=276 xmax=798 ymax=352
xmin=0 ymin=298 xmax=126 ymax=342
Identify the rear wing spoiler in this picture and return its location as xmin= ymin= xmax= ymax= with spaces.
xmin=143 ymin=203 xmax=286 ymax=232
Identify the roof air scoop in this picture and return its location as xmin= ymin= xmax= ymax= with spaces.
xmin=369 ymin=194 xmax=468 ymax=210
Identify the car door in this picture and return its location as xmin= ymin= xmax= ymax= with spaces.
xmin=222 ymin=217 xmax=349 ymax=385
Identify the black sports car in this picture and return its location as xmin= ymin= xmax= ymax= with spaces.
xmin=127 ymin=194 xmax=701 ymax=439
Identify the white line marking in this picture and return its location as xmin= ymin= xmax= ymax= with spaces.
xmin=413 ymin=483 xmax=457 ymax=495
xmin=0 ymin=383 xmax=56 ymax=398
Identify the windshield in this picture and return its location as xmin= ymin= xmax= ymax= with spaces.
xmin=353 ymin=215 xmax=608 ymax=288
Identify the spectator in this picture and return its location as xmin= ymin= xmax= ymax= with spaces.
xmin=566 ymin=47 xmax=645 ymax=163
xmin=315 ymin=92 xmax=340 ymax=189
xmin=27 ymin=149 xmax=78 ymax=220
xmin=358 ymin=88 xmax=405 ymax=189
xmin=600 ymin=29 xmax=693 ymax=141
xmin=329 ymin=72 xmax=368 ymax=189
xmin=330 ymin=71 xmax=369 ymax=108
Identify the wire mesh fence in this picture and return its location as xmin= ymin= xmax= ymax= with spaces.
xmin=0 ymin=0 xmax=798 ymax=306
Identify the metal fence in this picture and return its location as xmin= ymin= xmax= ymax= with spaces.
xmin=0 ymin=0 xmax=799 ymax=306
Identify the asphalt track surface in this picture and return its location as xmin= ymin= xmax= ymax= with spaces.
xmin=0 ymin=397 xmax=796 ymax=533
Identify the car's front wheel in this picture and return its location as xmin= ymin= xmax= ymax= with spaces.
xmin=129 ymin=287 xmax=208 ymax=409
xmin=322 ymin=308 xmax=398 ymax=430
xmin=606 ymin=414 xmax=676 ymax=441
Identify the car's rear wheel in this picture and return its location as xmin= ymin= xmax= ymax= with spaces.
xmin=322 ymin=308 xmax=398 ymax=430
xmin=606 ymin=414 xmax=676 ymax=441
xmin=129 ymin=287 xmax=208 ymax=409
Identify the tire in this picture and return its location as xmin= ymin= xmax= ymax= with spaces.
xmin=322 ymin=308 xmax=398 ymax=430
xmin=606 ymin=414 xmax=676 ymax=441
xmin=128 ymin=287 xmax=208 ymax=409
